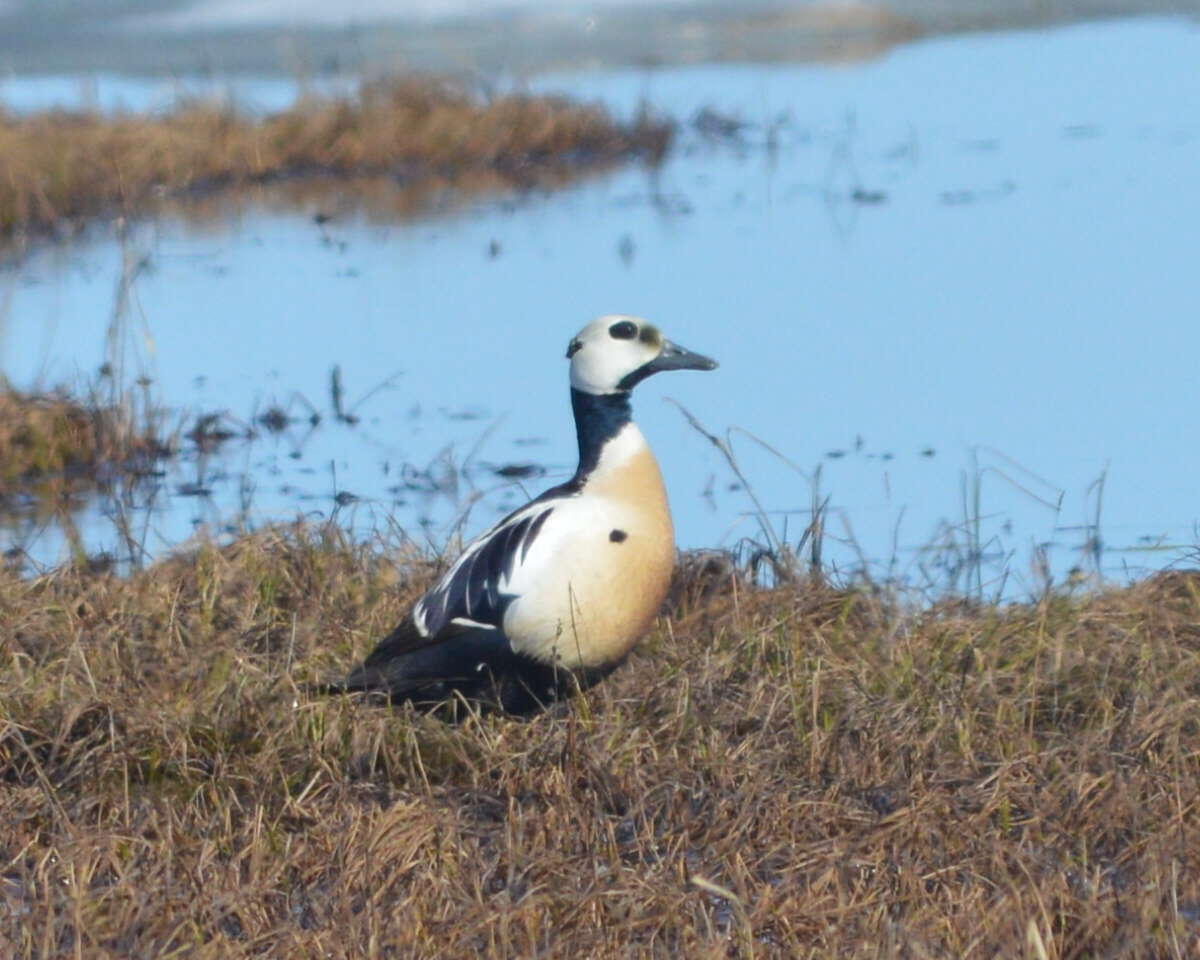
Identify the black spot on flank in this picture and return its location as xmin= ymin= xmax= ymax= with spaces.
xmin=610 ymin=529 xmax=627 ymax=543
xmin=608 ymin=320 xmax=638 ymax=340
xmin=566 ymin=338 xmax=582 ymax=358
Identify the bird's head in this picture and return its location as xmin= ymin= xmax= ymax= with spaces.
xmin=566 ymin=315 xmax=718 ymax=395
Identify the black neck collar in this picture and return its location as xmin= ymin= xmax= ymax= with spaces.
xmin=570 ymin=388 xmax=632 ymax=480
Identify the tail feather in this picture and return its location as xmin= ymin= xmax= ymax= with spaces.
xmin=315 ymin=624 xmax=602 ymax=715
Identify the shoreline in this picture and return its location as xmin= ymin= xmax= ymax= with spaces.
xmin=0 ymin=77 xmax=670 ymax=248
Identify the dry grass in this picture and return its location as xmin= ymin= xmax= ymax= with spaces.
xmin=1 ymin=523 xmax=1198 ymax=957
xmin=0 ymin=383 xmax=169 ymax=517
xmin=0 ymin=77 xmax=672 ymax=244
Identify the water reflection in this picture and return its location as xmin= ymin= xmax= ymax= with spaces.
xmin=3 ymin=18 xmax=1199 ymax=599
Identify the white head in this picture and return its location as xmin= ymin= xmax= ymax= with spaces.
xmin=566 ymin=315 xmax=717 ymax=395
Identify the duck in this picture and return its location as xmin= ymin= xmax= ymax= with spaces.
xmin=339 ymin=315 xmax=717 ymax=715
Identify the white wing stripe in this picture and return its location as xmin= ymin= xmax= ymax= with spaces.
xmin=411 ymin=494 xmax=568 ymax=639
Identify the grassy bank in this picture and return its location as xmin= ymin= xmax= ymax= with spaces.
xmin=0 ymin=383 xmax=168 ymax=516
xmin=0 ymin=77 xmax=671 ymax=245
xmin=0 ymin=523 xmax=1197 ymax=956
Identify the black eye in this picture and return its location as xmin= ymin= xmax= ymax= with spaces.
xmin=609 ymin=320 xmax=638 ymax=340
xmin=565 ymin=339 xmax=582 ymax=358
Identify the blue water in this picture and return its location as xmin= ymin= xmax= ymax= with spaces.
xmin=0 ymin=73 xmax=357 ymax=116
xmin=2 ymin=18 xmax=1198 ymax=597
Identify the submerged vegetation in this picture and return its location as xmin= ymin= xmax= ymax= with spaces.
xmin=0 ymin=522 xmax=1197 ymax=956
xmin=0 ymin=77 xmax=672 ymax=245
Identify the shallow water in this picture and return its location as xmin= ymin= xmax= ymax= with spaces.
xmin=137 ymin=0 xmax=703 ymax=28
xmin=3 ymin=0 xmax=1197 ymax=77
xmin=3 ymin=17 xmax=1199 ymax=597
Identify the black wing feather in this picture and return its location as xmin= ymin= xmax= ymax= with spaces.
xmin=336 ymin=485 xmax=576 ymax=712
xmin=416 ymin=504 xmax=555 ymax=638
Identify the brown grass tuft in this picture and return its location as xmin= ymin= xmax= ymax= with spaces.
xmin=1 ymin=527 xmax=1198 ymax=957
xmin=0 ymin=77 xmax=672 ymax=245
xmin=0 ymin=383 xmax=169 ymax=519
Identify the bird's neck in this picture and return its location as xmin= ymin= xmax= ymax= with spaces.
xmin=571 ymin=388 xmax=635 ymax=481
